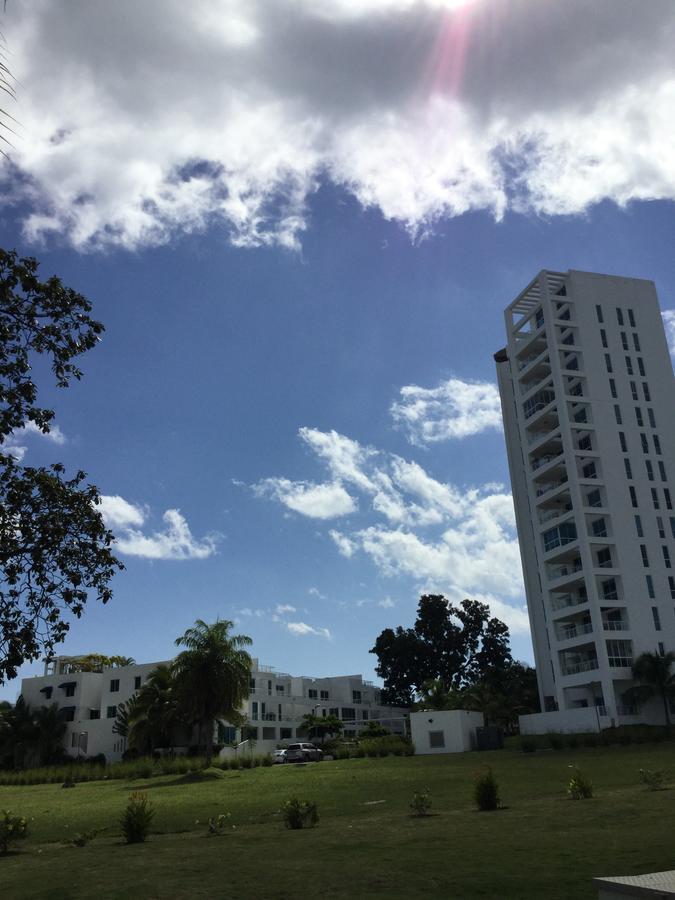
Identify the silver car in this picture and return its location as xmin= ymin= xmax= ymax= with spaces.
xmin=285 ymin=742 xmax=323 ymax=763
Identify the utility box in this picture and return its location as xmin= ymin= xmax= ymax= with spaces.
xmin=410 ymin=709 xmax=484 ymax=755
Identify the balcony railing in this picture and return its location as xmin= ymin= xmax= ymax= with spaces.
xmin=550 ymin=593 xmax=587 ymax=612
xmin=608 ymin=658 xmax=633 ymax=669
xmin=557 ymin=622 xmax=593 ymax=641
xmin=548 ymin=561 xmax=583 ymax=581
xmin=560 ymin=658 xmax=599 ymax=676
xmin=536 ymin=477 xmax=569 ymax=498
xmin=603 ymin=620 xmax=629 ymax=631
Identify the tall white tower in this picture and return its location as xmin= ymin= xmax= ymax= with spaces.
xmin=495 ymin=270 xmax=675 ymax=726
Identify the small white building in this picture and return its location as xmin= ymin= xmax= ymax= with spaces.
xmin=20 ymin=655 xmax=407 ymax=762
xmin=410 ymin=709 xmax=484 ymax=754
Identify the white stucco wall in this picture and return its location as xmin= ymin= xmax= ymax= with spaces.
xmin=410 ymin=709 xmax=484 ymax=754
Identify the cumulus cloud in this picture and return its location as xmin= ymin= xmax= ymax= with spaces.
xmin=256 ymin=423 xmax=528 ymax=633
xmin=276 ymin=604 xmax=296 ymax=615
xmin=253 ymin=478 xmax=357 ymax=519
xmin=6 ymin=1 xmax=675 ymax=250
xmin=1 ymin=420 xmax=67 ymax=462
xmin=286 ymin=621 xmax=332 ymax=639
xmin=391 ymin=377 xmax=502 ymax=444
xmin=378 ymin=597 xmax=396 ymax=609
xmin=99 ymin=495 xmax=220 ymax=560
xmin=663 ymin=311 xmax=675 ymax=358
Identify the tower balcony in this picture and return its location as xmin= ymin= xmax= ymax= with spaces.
xmin=559 ymin=642 xmax=599 ymax=677
xmin=550 ymin=588 xmax=588 ymax=616
xmin=517 ymin=347 xmax=550 ymax=387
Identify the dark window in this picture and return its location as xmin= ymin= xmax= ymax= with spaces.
xmin=249 ymin=678 xmax=256 ymax=690
xmin=637 ymin=357 xmax=646 ymax=376
xmin=574 ymin=407 xmax=587 ymax=423
xmin=352 ymin=690 xmax=362 ymax=704
xmin=659 ymin=643 xmax=665 ymax=657
xmin=262 ymin=727 xmax=276 ymax=740
xmin=601 ymin=578 xmax=618 ymax=600
xmin=624 ymin=459 xmax=632 ymax=480
xmin=276 ymin=685 xmax=285 ymax=694
xmin=583 ymin=461 xmax=597 ymax=479
xmin=65 ymin=684 xmax=75 ymax=698
xmin=652 ymin=607 xmax=661 ymax=631
xmin=640 ymin=545 xmax=650 ymax=567
xmin=605 ymin=354 xmax=613 ymax=373
xmin=618 ymin=432 xmax=627 ymax=452
xmin=609 ymin=379 xmax=617 ymax=398
xmin=587 ymin=489 xmax=602 ymax=508
xmin=648 ymin=408 xmax=656 ymax=428
xmin=579 ymin=434 xmax=592 ymax=451
xmin=106 ymin=705 xmax=117 ymax=719
xmin=429 ymin=731 xmax=445 ymax=749
xmin=633 ymin=333 xmax=641 ymax=352
xmin=625 ymin=356 xmax=633 ymax=375
xmin=646 ymin=460 xmax=654 ymax=481
xmin=654 ymin=435 xmax=662 ymax=455
xmin=562 ymin=331 xmax=574 ymax=345
xmin=89 ymin=708 xmax=100 ymax=720
xmin=630 ymin=486 xmax=638 ymax=508
xmin=341 ymin=708 xmax=356 ymax=720
xmin=280 ymin=728 xmax=293 ymax=740
xmin=640 ymin=433 xmax=649 ymax=453
xmin=245 ymin=726 xmax=258 ymax=740
xmin=620 ymin=332 xmax=628 ymax=350
xmin=596 ymin=305 xmax=604 ymax=323
xmin=600 ymin=329 xmax=608 ymax=348
xmin=320 ymin=690 xmax=329 ymax=700
xmin=646 ymin=575 xmax=655 ymax=599
xmin=596 ymin=548 xmax=612 ymax=568
xmin=134 ymin=676 xmax=141 ymax=690
xmin=630 ymin=381 xmax=638 ymax=400
xmin=665 ymin=489 xmax=673 ymax=510
xmin=628 ymin=309 xmax=635 ymax=326
xmin=110 ymin=679 xmax=120 ymax=693
xmin=308 ymin=688 xmax=318 ymax=699
xmin=535 ymin=308 xmax=544 ymax=328
xmin=614 ymin=405 xmax=622 ymax=425
xmin=635 ymin=407 xmax=644 ymax=427
xmin=670 ymin=517 xmax=675 ymax=539
xmin=657 ymin=517 xmax=665 ymax=539
xmin=652 ymin=488 xmax=660 ymax=510
xmin=63 ymin=708 xmax=75 ymax=722
xmin=616 ymin=308 xmax=624 ymax=326
xmin=669 ymin=576 xmax=675 ymax=600
xmin=592 ymin=518 xmax=607 ymax=537
xmin=663 ymin=546 xmax=672 ymax=569
xmin=634 ymin=515 xmax=643 ymax=537
xmin=40 ymin=686 xmax=53 ymax=700
xmin=642 ymin=382 xmax=650 ymax=401
xmin=659 ymin=461 xmax=667 ymax=482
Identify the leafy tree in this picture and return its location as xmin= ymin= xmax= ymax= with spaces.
xmin=371 ymin=595 xmax=513 ymax=706
xmin=0 ymin=248 xmax=123 ymax=683
xmin=358 ymin=720 xmax=390 ymax=738
xmin=627 ymin=651 xmax=675 ymax=729
xmin=114 ymin=665 xmax=184 ymax=754
xmin=0 ymin=696 xmax=66 ymax=767
xmin=298 ymin=713 xmax=343 ymax=745
xmin=414 ymin=678 xmax=465 ymax=712
xmin=172 ymin=619 xmax=252 ymax=765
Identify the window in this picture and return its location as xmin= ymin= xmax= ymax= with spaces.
xmin=609 ymin=378 xmax=617 ymax=398
xmin=665 ymin=489 xmax=673 ymax=511
xmin=600 ymin=329 xmax=608 ymax=348
xmin=670 ymin=517 xmax=675 ymax=539
xmin=633 ymin=333 xmax=641 ymax=352
xmin=578 ymin=434 xmax=592 ymax=450
xmin=134 ymin=676 xmax=141 ymax=690
xmin=625 ymin=356 xmax=633 ymax=375
xmin=565 ymin=354 xmax=579 ymax=371
xmin=637 ymin=357 xmax=646 ymax=376
xmin=663 ymin=546 xmax=672 ymax=569
xmin=654 ymin=435 xmax=662 ymax=455
xmin=280 ymin=728 xmax=293 ymax=740
xmin=574 ymin=407 xmax=587 ymax=423
xmin=249 ymin=678 xmax=256 ymax=690
xmin=352 ymin=690 xmax=362 ymax=704
xmin=643 ymin=382 xmax=651 ymax=401
xmin=639 ymin=433 xmax=649 ymax=453
xmin=64 ymin=683 xmax=76 ymax=697
xmin=592 ymin=518 xmax=607 ymax=537
xmin=276 ymin=685 xmax=285 ymax=694
xmin=630 ymin=486 xmax=638 ymax=508
xmin=320 ymin=690 xmax=329 ymax=701
xmin=562 ymin=331 xmax=574 ymax=346
xmin=659 ymin=461 xmax=667 ymax=482
xmin=106 ymin=705 xmax=117 ymax=719
xmin=614 ymin=405 xmax=622 ymax=425
xmin=543 ymin=522 xmax=577 ymax=551
xmin=587 ymin=489 xmax=602 ymax=508
xmin=308 ymin=688 xmax=318 ymax=699
xmin=62 ymin=708 xmax=75 ymax=722
xmin=89 ymin=708 xmax=100 ymax=720
xmin=648 ymin=408 xmax=656 ymax=428
xmin=640 ymin=545 xmax=650 ymax=567
xmin=110 ymin=679 xmax=120 ymax=692
xmin=606 ymin=639 xmax=632 ymax=668
xmin=616 ymin=308 xmax=624 ymax=326
xmin=652 ymin=607 xmax=662 ymax=631
xmin=634 ymin=515 xmax=643 ymax=537
xmin=341 ymin=708 xmax=356 ymax=720
xmin=628 ymin=308 xmax=635 ymax=326
xmin=361 ymin=709 xmax=369 ymax=720
xmin=251 ymin=701 xmax=258 ymax=720
xmin=601 ymin=578 xmax=618 ymax=600
xmin=624 ymin=459 xmax=632 ymax=480
xmin=620 ymin=331 xmax=629 ymax=350
xmin=535 ymin=308 xmax=544 ymax=328
xmin=605 ymin=354 xmax=613 ymax=373
xmin=262 ymin=727 xmax=276 ymax=740
xmin=596 ymin=305 xmax=604 ymax=323
xmin=657 ymin=517 xmax=665 ymax=539
xmin=596 ymin=548 xmax=612 ymax=568
xmin=652 ymin=488 xmax=660 ymax=509
xmin=429 ymin=731 xmax=445 ymax=749
xmin=646 ymin=575 xmax=655 ymax=599
xmin=329 ymin=708 xmax=339 ymax=718
xmin=244 ymin=726 xmax=258 ymax=740
xmin=618 ymin=432 xmax=627 ymax=452
xmin=669 ymin=576 xmax=675 ymax=600
xmin=40 ymin=686 xmax=53 ymax=700
xmin=583 ymin=461 xmax=597 ymax=479
xmin=646 ymin=460 xmax=654 ymax=482
xmin=635 ymin=406 xmax=643 ymax=426
xmin=659 ymin=642 xmax=665 ymax=657
xmin=630 ymin=381 xmax=638 ymax=400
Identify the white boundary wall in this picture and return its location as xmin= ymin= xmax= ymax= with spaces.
xmin=519 ymin=708 xmax=601 ymax=735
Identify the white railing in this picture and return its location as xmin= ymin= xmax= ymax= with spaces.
xmin=603 ymin=621 xmax=628 ymax=631
xmin=548 ymin=561 xmax=582 ymax=581
xmin=561 ymin=658 xmax=599 ymax=676
xmin=557 ymin=622 xmax=593 ymax=641
xmin=551 ymin=593 xmax=587 ymax=612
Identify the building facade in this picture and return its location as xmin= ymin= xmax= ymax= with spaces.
xmin=495 ymin=270 xmax=675 ymax=727
xmin=20 ymin=655 xmax=407 ymax=761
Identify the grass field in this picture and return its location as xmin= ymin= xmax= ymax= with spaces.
xmin=2 ymin=743 xmax=674 ymax=899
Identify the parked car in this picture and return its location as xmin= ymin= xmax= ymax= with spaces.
xmin=285 ymin=742 xmax=323 ymax=763
xmin=272 ymin=749 xmax=287 ymax=764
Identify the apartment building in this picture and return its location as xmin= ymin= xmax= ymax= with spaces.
xmin=20 ymin=655 xmax=407 ymax=761
xmin=495 ymin=270 xmax=675 ymax=727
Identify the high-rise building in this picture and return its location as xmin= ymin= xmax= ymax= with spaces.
xmin=495 ymin=270 xmax=675 ymax=726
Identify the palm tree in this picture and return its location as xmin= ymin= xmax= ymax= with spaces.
xmin=32 ymin=704 xmax=67 ymax=764
xmin=173 ymin=620 xmax=252 ymax=765
xmin=115 ymin=665 xmax=183 ymax=755
xmin=628 ymin=651 xmax=675 ymax=729
xmin=415 ymin=679 xmax=464 ymax=711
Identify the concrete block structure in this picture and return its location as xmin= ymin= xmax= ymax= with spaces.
xmin=495 ymin=270 xmax=675 ymax=728
xmin=20 ymin=655 xmax=407 ymax=762
xmin=410 ymin=709 xmax=484 ymax=754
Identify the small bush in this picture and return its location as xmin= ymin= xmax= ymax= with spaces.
xmin=639 ymin=768 xmax=667 ymax=791
xmin=520 ymin=737 xmax=537 ymax=753
xmin=261 ymin=754 xmax=273 ymax=767
xmin=208 ymin=813 xmax=231 ymax=835
xmin=229 ymin=757 xmax=241 ymax=770
xmin=121 ymin=792 xmax=155 ymax=844
xmin=565 ymin=734 xmax=580 ymax=749
xmin=0 ymin=810 xmax=29 ymax=854
xmin=281 ymin=797 xmax=319 ymax=830
xmin=410 ymin=790 xmax=432 ymax=817
xmin=71 ymin=829 xmax=99 ymax=848
xmin=548 ymin=733 xmax=565 ymax=750
xmin=239 ymin=755 xmax=253 ymax=769
xmin=473 ymin=769 xmax=500 ymax=811
xmin=567 ymin=767 xmax=593 ymax=799
xmin=582 ymin=733 xmax=599 ymax=748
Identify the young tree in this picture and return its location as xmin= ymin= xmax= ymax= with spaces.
xmin=298 ymin=713 xmax=343 ymax=745
xmin=371 ymin=594 xmax=513 ymax=706
xmin=0 ymin=249 xmax=123 ymax=683
xmin=172 ymin=619 xmax=252 ymax=765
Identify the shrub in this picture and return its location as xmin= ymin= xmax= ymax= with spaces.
xmin=281 ymin=797 xmax=319 ymax=830
xmin=71 ymin=829 xmax=99 ymax=848
xmin=473 ymin=769 xmax=500 ymax=811
xmin=229 ymin=757 xmax=241 ymax=770
xmin=548 ymin=732 xmax=565 ymax=750
xmin=208 ymin=813 xmax=231 ymax=835
xmin=410 ymin=790 xmax=432 ymax=817
xmin=520 ymin=737 xmax=537 ymax=753
xmin=261 ymin=754 xmax=273 ymax=767
xmin=357 ymin=736 xmax=413 ymax=758
xmin=582 ymin=733 xmax=599 ymax=748
xmin=121 ymin=792 xmax=155 ymax=844
xmin=240 ymin=755 xmax=253 ymax=769
xmin=0 ymin=810 xmax=29 ymax=854
xmin=565 ymin=734 xmax=580 ymax=749
xmin=639 ymin=768 xmax=667 ymax=791
xmin=567 ymin=767 xmax=593 ymax=799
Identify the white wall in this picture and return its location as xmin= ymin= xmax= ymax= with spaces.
xmin=410 ymin=709 xmax=484 ymax=754
xmin=519 ymin=708 xmax=601 ymax=734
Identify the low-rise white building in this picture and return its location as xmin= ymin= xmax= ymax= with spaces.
xmin=410 ymin=709 xmax=484 ymax=754
xmin=20 ymin=655 xmax=407 ymax=762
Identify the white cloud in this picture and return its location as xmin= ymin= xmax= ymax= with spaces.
xmin=276 ymin=604 xmax=296 ymax=615
xmin=6 ymin=1 xmax=675 ymax=251
xmin=99 ymin=496 xmax=219 ymax=560
xmin=378 ymin=597 xmax=396 ymax=609
xmin=253 ymin=477 xmax=357 ymax=519
xmin=286 ymin=621 xmax=332 ymax=639
xmin=1 ymin=420 xmax=67 ymax=462
xmin=308 ymin=587 xmax=327 ymax=600
xmin=329 ymin=530 xmax=357 ymax=558
xmin=663 ymin=310 xmax=675 ymax=358
xmin=391 ymin=377 xmax=502 ymax=444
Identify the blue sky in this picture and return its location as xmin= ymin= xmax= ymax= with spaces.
xmin=2 ymin=0 xmax=675 ymax=700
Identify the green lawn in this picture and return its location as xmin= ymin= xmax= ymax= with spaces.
xmin=1 ymin=744 xmax=674 ymax=899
